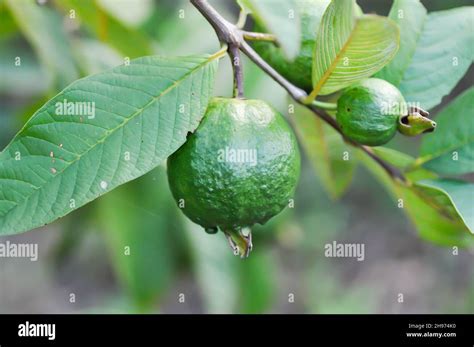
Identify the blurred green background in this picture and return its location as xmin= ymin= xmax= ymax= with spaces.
xmin=0 ymin=0 xmax=473 ymax=314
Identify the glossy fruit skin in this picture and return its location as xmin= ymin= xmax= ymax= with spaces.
xmin=252 ymin=0 xmax=330 ymax=92
xmin=336 ymin=78 xmax=405 ymax=146
xmin=167 ymin=98 xmax=301 ymax=232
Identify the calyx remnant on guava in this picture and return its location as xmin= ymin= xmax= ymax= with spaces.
xmin=398 ymin=107 xmax=436 ymax=136
xmin=167 ymin=97 xmax=301 ymax=257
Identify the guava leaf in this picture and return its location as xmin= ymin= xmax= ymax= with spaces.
xmin=293 ymin=104 xmax=355 ymax=199
xmin=392 ymin=183 xmax=472 ymax=247
xmin=98 ymin=167 xmax=176 ymax=309
xmin=55 ymin=0 xmax=153 ymax=58
xmin=239 ymin=0 xmax=301 ymax=60
xmin=416 ymin=179 xmax=474 ymax=234
xmin=371 ymin=147 xmax=415 ymax=170
xmin=310 ymin=0 xmax=399 ymax=97
xmin=398 ymin=7 xmax=474 ymax=110
xmin=371 ymin=147 xmax=436 ymax=182
xmin=375 ymin=0 xmax=427 ymax=87
xmin=417 ymin=87 xmax=474 ymax=175
xmin=5 ymin=0 xmax=79 ymax=89
xmin=377 ymin=1 xmax=474 ymax=110
xmin=0 ymin=53 xmax=220 ymax=236
xmin=358 ymin=149 xmax=474 ymax=247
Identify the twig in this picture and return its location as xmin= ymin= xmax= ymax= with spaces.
xmin=190 ymin=0 xmax=406 ymax=183
xmin=242 ymin=31 xmax=277 ymax=42
xmin=360 ymin=146 xmax=405 ymax=182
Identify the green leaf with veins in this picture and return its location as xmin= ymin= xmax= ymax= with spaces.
xmin=370 ymin=147 xmax=436 ymax=182
xmin=5 ymin=0 xmax=79 ymax=89
xmin=293 ymin=103 xmax=355 ymax=199
xmin=0 ymin=53 xmax=221 ymax=235
xmin=240 ymin=0 xmax=301 ymax=60
xmin=416 ymin=179 xmax=474 ymax=234
xmin=371 ymin=147 xmax=415 ymax=170
xmin=405 ymin=182 xmax=473 ymax=245
xmin=358 ymin=150 xmax=474 ymax=247
xmin=375 ymin=0 xmax=427 ymax=86
xmin=377 ymin=1 xmax=474 ymax=110
xmin=417 ymin=87 xmax=474 ymax=175
xmin=310 ymin=0 xmax=399 ymax=97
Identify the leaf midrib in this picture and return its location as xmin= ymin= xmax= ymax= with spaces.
xmin=311 ymin=15 xmax=357 ymax=99
xmin=0 ymin=55 xmax=216 ymax=225
xmin=416 ymin=181 xmax=473 ymax=233
xmin=416 ymin=135 xmax=474 ymax=166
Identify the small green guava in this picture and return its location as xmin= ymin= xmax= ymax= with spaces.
xmin=336 ymin=78 xmax=405 ymax=146
xmin=167 ymin=97 xmax=301 ymax=257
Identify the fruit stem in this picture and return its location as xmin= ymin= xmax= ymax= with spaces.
xmin=228 ymin=44 xmax=245 ymax=98
xmin=312 ymin=100 xmax=338 ymax=111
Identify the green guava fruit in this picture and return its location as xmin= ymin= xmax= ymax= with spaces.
xmin=252 ymin=0 xmax=330 ymax=92
xmin=167 ymin=97 xmax=301 ymax=257
xmin=336 ymin=78 xmax=406 ymax=146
